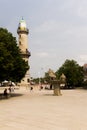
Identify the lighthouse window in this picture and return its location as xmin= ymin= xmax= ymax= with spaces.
xmin=19 ymin=35 xmax=21 ymax=38
xmin=19 ymin=41 xmax=21 ymax=45
xmin=27 ymin=79 xmax=30 ymax=82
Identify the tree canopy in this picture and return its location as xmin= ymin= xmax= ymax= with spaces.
xmin=0 ymin=28 xmax=29 ymax=82
xmin=56 ymin=59 xmax=84 ymax=87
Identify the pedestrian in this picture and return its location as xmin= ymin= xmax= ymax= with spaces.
xmin=8 ymin=86 xmax=11 ymax=93
xmin=3 ymin=88 xmax=8 ymax=98
xmin=30 ymin=86 xmax=33 ymax=91
xmin=39 ymin=85 xmax=43 ymax=90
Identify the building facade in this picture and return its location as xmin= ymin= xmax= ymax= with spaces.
xmin=17 ymin=18 xmax=31 ymax=85
xmin=83 ymin=64 xmax=87 ymax=81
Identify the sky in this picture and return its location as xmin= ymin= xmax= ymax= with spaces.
xmin=1 ymin=0 xmax=87 ymax=78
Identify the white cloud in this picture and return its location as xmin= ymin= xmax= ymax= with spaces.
xmin=34 ymin=20 xmax=59 ymax=33
xmin=32 ymin=19 xmax=87 ymax=48
xmin=36 ymin=52 xmax=49 ymax=58
xmin=76 ymin=1 xmax=87 ymax=18
xmin=76 ymin=54 xmax=87 ymax=66
xmin=79 ymin=55 xmax=87 ymax=62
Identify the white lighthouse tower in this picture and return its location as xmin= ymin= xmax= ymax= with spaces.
xmin=17 ymin=18 xmax=31 ymax=85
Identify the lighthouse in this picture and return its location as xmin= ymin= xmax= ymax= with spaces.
xmin=17 ymin=18 xmax=31 ymax=85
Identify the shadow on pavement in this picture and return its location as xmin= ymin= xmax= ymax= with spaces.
xmin=43 ymin=94 xmax=54 ymax=96
xmin=10 ymin=93 xmax=24 ymax=97
xmin=0 ymin=93 xmax=24 ymax=100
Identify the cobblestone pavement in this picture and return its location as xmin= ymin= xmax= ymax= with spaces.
xmin=0 ymin=87 xmax=87 ymax=130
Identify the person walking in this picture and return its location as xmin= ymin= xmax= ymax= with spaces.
xmin=3 ymin=88 xmax=8 ymax=98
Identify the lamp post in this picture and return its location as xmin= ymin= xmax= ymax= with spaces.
xmin=38 ymin=71 xmax=41 ymax=85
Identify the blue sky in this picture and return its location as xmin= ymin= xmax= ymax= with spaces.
xmin=1 ymin=0 xmax=87 ymax=78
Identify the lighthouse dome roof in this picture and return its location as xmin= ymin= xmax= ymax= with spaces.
xmin=18 ymin=18 xmax=27 ymax=30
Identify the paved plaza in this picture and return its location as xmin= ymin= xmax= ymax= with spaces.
xmin=0 ymin=86 xmax=87 ymax=130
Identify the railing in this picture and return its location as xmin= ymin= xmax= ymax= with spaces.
xmin=21 ymin=49 xmax=31 ymax=58
xmin=17 ymin=28 xmax=29 ymax=34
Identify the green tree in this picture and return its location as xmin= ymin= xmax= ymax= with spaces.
xmin=56 ymin=59 xmax=84 ymax=87
xmin=44 ymin=72 xmax=51 ymax=83
xmin=0 ymin=28 xmax=29 ymax=82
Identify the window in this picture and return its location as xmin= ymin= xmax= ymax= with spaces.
xmin=27 ymin=79 xmax=30 ymax=82
xmin=19 ymin=41 xmax=21 ymax=45
xmin=19 ymin=35 xmax=21 ymax=38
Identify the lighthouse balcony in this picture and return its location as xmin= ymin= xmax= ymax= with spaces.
xmin=21 ymin=49 xmax=31 ymax=58
xmin=17 ymin=28 xmax=29 ymax=34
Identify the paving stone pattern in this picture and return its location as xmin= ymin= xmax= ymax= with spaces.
xmin=0 ymin=87 xmax=87 ymax=130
